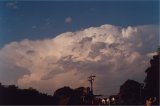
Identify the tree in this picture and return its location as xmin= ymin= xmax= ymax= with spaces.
xmin=73 ymin=87 xmax=92 ymax=105
xmin=143 ymin=54 xmax=159 ymax=105
xmin=53 ymin=86 xmax=74 ymax=105
xmin=119 ymin=79 xmax=141 ymax=105
xmin=53 ymin=86 xmax=92 ymax=105
xmin=0 ymin=83 xmax=55 ymax=105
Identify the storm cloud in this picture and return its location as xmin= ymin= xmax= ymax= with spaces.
xmin=0 ymin=24 xmax=158 ymax=95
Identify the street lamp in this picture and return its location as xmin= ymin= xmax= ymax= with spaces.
xmin=102 ymin=98 xmax=106 ymax=104
xmin=111 ymin=97 xmax=116 ymax=105
xmin=111 ymin=97 xmax=115 ymax=101
xmin=106 ymin=98 xmax=110 ymax=106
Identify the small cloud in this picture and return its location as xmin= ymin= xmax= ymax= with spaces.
xmin=65 ymin=16 xmax=72 ymax=24
xmin=6 ymin=2 xmax=18 ymax=9
xmin=32 ymin=25 xmax=37 ymax=29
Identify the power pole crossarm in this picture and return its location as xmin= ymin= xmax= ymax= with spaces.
xmin=88 ymin=75 xmax=96 ymax=94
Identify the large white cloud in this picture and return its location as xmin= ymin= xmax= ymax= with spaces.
xmin=0 ymin=24 xmax=158 ymax=95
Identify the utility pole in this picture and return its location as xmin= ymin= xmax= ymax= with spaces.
xmin=88 ymin=75 xmax=96 ymax=94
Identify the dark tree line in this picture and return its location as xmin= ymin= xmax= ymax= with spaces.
xmin=0 ymin=84 xmax=55 ymax=105
xmin=0 ymin=84 xmax=93 ymax=105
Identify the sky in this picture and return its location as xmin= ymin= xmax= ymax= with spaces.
xmin=0 ymin=0 xmax=159 ymax=95
xmin=0 ymin=0 xmax=159 ymax=47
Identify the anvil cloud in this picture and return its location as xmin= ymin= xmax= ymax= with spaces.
xmin=0 ymin=24 xmax=158 ymax=95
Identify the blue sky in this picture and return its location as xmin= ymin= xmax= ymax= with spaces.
xmin=0 ymin=0 xmax=159 ymax=47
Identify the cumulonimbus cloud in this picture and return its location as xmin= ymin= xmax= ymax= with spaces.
xmin=0 ymin=24 xmax=158 ymax=95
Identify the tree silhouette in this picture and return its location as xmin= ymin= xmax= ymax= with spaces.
xmin=53 ymin=86 xmax=74 ymax=105
xmin=0 ymin=83 xmax=55 ymax=105
xmin=53 ymin=86 xmax=92 ymax=105
xmin=0 ymin=83 xmax=93 ymax=105
xmin=143 ymin=54 xmax=159 ymax=105
xmin=119 ymin=79 xmax=141 ymax=105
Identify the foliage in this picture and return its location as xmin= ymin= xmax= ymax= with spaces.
xmin=143 ymin=54 xmax=159 ymax=105
xmin=119 ymin=79 xmax=141 ymax=105
xmin=0 ymin=83 xmax=55 ymax=105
